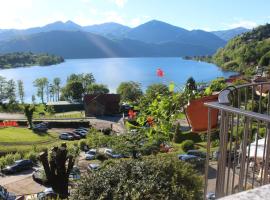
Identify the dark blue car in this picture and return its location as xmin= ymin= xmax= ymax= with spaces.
xmin=178 ymin=154 xmax=205 ymax=171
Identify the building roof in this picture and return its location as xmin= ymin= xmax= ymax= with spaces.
xmin=46 ymin=101 xmax=82 ymax=106
xmin=84 ymin=94 xmax=120 ymax=105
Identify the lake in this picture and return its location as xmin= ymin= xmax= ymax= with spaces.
xmin=0 ymin=57 xmax=237 ymax=102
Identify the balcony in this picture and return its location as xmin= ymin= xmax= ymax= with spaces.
xmin=204 ymin=81 xmax=270 ymax=199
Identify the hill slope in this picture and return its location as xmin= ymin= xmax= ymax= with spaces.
xmin=124 ymin=20 xmax=226 ymax=52
xmin=83 ymin=22 xmax=131 ymax=38
xmin=213 ymin=24 xmax=270 ymax=74
xmin=212 ymin=27 xmax=250 ymax=41
xmin=0 ymin=31 xmax=219 ymax=58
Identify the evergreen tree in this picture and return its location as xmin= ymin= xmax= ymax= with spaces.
xmin=17 ymin=80 xmax=25 ymax=104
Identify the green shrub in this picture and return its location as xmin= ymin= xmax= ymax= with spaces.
xmin=96 ymin=153 xmax=108 ymax=162
xmin=0 ymin=153 xmax=22 ymax=169
xmin=211 ymin=140 xmax=220 ymax=148
xmin=181 ymin=140 xmax=195 ymax=152
xmin=173 ymin=123 xmax=182 ymax=143
xmin=71 ymin=155 xmax=203 ymax=200
xmin=25 ymin=151 xmax=38 ymax=163
xmin=79 ymin=140 xmax=87 ymax=151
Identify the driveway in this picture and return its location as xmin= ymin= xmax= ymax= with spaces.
xmin=0 ymin=169 xmax=45 ymax=195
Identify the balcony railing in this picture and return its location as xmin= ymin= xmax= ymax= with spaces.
xmin=204 ymin=81 xmax=270 ymax=199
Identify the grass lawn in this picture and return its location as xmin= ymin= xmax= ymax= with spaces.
xmin=0 ymin=127 xmax=62 ymax=153
xmin=171 ymin=130 xmax=219 ymax=155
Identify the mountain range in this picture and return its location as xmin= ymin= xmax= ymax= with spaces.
xmin=0 ymin=20 xmax=251 ymax=58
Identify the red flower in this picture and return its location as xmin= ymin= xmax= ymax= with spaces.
xmin=156 ymin=68 xmax=164 ymax=77
xmin=128 ymin=110 xmax=136 ymax=119
xmin=147 ymin=116 xmax=154 ymax=126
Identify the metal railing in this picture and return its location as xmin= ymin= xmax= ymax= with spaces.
xmin=204 ymin=81 xmax=270 ymax=199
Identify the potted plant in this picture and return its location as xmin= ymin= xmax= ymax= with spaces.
xmin=184 ymin=77 xmax=226 ymax=132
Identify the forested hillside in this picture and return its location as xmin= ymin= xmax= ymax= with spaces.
xmin=0 ymin=52 xmax=64 ymax=69
xmin=213 ymin=24 xmax=270 ymax=75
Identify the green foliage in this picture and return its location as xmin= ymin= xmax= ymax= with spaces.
xmin=259 ymin=51 xmax=270 ymax=66
xmin=61 ymin=73 xmax=95 ymax=101
xmin=145 ymin=83 xmax=169 ymax=99
xmin=137 ymin=93 xmax=184 ymax=140
xmin=0 ymin=153 xmax=21 ymax=169
xmin=204 ymin=78 xmax=227 ymax=95
xmin=117 ymin=81 xmax=143 ymax=103
xmin=173 ymin=123 xmax=182 ymax=143
xmin=46 ymin=105 xmax=55 ymax=114
xmin=181 ymin=140 xmax=195 ymax=152
xmin=0 ymin=76 xmax=18 ymax=104
xmin=213 ymin=24 xmax=270 ymax=75
xmin=86 ymin=83 xmax=109 ymax=94
xmin=72 ymin=155 xmax=203 ymax=200
xmin=61 ymin=81 xmax=84 ymax=101
xmin=24 ymin=151 xmax=39 ymax=163
xmin=24 ymin=104 xmax=35 ymax=129
xmin=33 ymin=77 xmax=48 ymax=103
xmin=0 ymin=52 xmax=64 ymax=69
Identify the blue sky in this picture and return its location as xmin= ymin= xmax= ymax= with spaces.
xmin=0 ymin=0 xmax=269 ymax=30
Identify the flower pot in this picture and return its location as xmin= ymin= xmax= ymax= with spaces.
xmin=186 ymin=94 xmax=219 ymax=132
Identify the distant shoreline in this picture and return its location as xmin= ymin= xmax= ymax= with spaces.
xmin=0 ymin=52 xmax=64 ymax=70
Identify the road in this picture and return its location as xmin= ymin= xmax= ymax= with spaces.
xmin=0 ymin=169 xmax=45 ymax=195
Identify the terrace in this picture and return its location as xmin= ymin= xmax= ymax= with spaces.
xmin=204 ymin=81 xmax=270 ymax=199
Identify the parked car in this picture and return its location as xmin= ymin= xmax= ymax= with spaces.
xmin=1 ymin=160 xmax=33 ymax=174
xmin=33 ymin=122 xmax=49 ymax=133
xmin=104 ymin=148 xmax=113 ymax=155
xmin=87 ymin=163 xmax=100 ymax=171
xmin=69 ymin=166 xmax=81 ymax=180
xmin=106 ymin=152 xmax=123 ymax=159
xmin=77 ymin=127 xmax=88 ymax=131
xmin=85 ymin=149 xmax=97 ymax=160
xmin=73 ymin=130 xmax=87 ymax=138
xmin=0 ymin=185 xmax=16 ymax=200
xmin=206 ymin=192 xmax=216 ymax=200
xmin=103 ymin=148 xmax=125 ymax=159
xmin=59 ymin=133 xmax=73 ymax=140
xmin=187 ymin=150 xmax=206 ymax=158
xmin=77 ymin=129 xmax=88 ymax=133
xmin=37 ymin=188 xmax=57 ymax=200
xmin=68 ymin=132 xmax=81 ymax=140
xmin=178 ymin=154 xmax=205 ymax=171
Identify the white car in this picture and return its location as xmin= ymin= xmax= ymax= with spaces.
xmin=59 ymin=133 xmax=73 ymax=140
xmin=85 ymin=149 xmax=97 ymax=160
xmin=87 ymin=163 xmax=100 ymax=171
xmin=104 ymin=148 xmax=113 ymax=155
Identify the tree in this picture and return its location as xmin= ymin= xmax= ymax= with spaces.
xmin=61 ymin=81 xmax=84 ymax=101
xmin=33 ymin=78 xmax=49 ymax=103
xmin=31 ymin=95 xmax=36 ymax=104
xmin=53 ymin=77 xmax=61 ymax=101
xmin=87 ymin=84 xmax=109 ymax=94
xmin=24 ymin=104 xmax=35 ymax=129
xmin=17 ymin=80 xmax=24 ymax=104
xmin=72 ymin=155 xmax=202 ymax=200
xmin=6 ymin=79 xmax=16 ymax=103
xmin=0 ymin=76 xmax=7 ymax=103
xmin=145 ymin=83 xmax=169 ymax=99
xmin=67 ymin=73 xmax=95 ymax=93
xmin=117 ymin=81 xmax=143 ymax=103
xmin=39 ymin=144 xmax=74 ymax=198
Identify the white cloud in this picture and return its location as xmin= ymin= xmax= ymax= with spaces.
xmin=129 ymin=16 xmax=151 ymax=27
xmin=0 ymin=0 xmax=34 ymax=28
xmin=104 ymin=11 xmax=125 ymax=24
xmin=110 ymin=0 xmax=128 ymax=8
xmin=227 ymin=20 xmax=258 ymax=29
